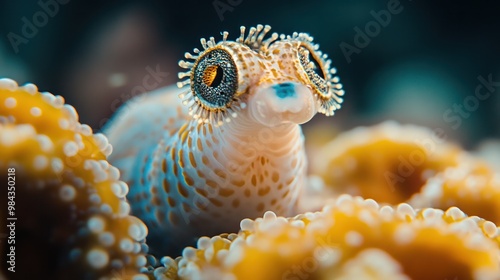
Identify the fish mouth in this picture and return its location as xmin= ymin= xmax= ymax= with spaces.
xmin=248 ymin=82 xmax=318 ymax=127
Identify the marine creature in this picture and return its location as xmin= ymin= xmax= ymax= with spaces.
xmin=3 ymin=24 xmax=500 ymax=280
xmin=104 ymin=24 xmax=344 ymax=255
xmin=0 ymin=79 xmax=149 ymax=279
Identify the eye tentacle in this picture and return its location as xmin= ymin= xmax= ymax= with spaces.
xmin=244 ymin=26 xmax=258 ymax=46
xmin=208 ymin=37 xmax=217 ymax=48
xmin=200 ymin=38 xmax=208 ymax=50
xmin=237 ymin=26 xmax=246 ymax=43
xmin=261 ymin=32 xmax=279 ymax=52
xmin=256 ymin=25 xmax=272 ymax=45
xmin=222 ymin=31 xmax=229 ymax=42
xmin=178 ymin=71 xmax=190 ymax=79
xmin=238 ymin=24 xmax=274 ymax=51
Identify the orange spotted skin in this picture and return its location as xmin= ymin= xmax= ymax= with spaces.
xmin=104 ymin=25 xmax=344 ymax=255
xmin=106 ymin=89 xmax=306 ymax=254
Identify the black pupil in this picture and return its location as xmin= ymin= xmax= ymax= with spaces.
xmin=210 ymin=66 xmax=223 ymax=88
xmin=298 ymin=46 xmax=328 ymax=95
xmin=308 ymin=52 xmax=325 ymax=79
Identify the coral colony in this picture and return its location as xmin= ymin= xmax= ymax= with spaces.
xmin=1 ymin=25 xmax=500 ymax=280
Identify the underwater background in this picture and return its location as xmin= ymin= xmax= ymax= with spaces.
xmin=0 ymin=0 xmax=499 ymax=146
xmin=1 ymin=0 xmax=500 ymax=279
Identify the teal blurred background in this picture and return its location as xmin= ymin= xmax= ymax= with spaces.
xmin=0 ymin=0 xmax=499 ymax=147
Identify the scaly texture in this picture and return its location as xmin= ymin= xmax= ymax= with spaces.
xmin=152 ymin=195 xmax=500 ymax=280
xmin=0 ymin=79 xmax=148 ymax=279
xmin=104 ymin=25 xmax=344 ymax=255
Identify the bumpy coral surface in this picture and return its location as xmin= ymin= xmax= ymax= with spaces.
xmin=310 ymin=121 xmax=500 ymax=233
xmin=153 ymin=195 xmax=500 ymax=280
xmin=312 ymin=122 xmax=465 ymax=205
xmin=410 ymin=162 xmax=500 ymax=225
xmin=0 ymin=79 xmax=148 ymax=279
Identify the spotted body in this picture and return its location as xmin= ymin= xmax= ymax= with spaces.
xmin=104 ymin=25 xmax=344 ymax=255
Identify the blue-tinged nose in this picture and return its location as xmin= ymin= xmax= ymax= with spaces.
xmin=249 ymin=81 xmax=316 ymax=126
xmin=273 ymin=82 xmax=297 ymax=99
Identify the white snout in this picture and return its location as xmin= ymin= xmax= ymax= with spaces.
xmin=249 ymin=82 xmax=317 ymax=127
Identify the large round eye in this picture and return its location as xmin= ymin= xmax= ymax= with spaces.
xmin=298 ymin=45 xmax=329 ymax=97
xmin=292 ymin=34 xmax=344 ymax=116
xmin=177 ymin=25 xmax=287 ymax=125
xmin=192 ymin=48 xmax=238 ymax=109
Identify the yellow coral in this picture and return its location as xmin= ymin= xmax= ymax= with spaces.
xmin=310 ymin=121 xmax=500 ymax=235
xmin=410 ymin=161 xmax=500 ymax=226
xmin=312 ymin=121 xmax=463 ymax=205
xmin=0 ymin=79 xmax=148 ymax=279
xmin=154 ymin=195 xmax=500 ymax=280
